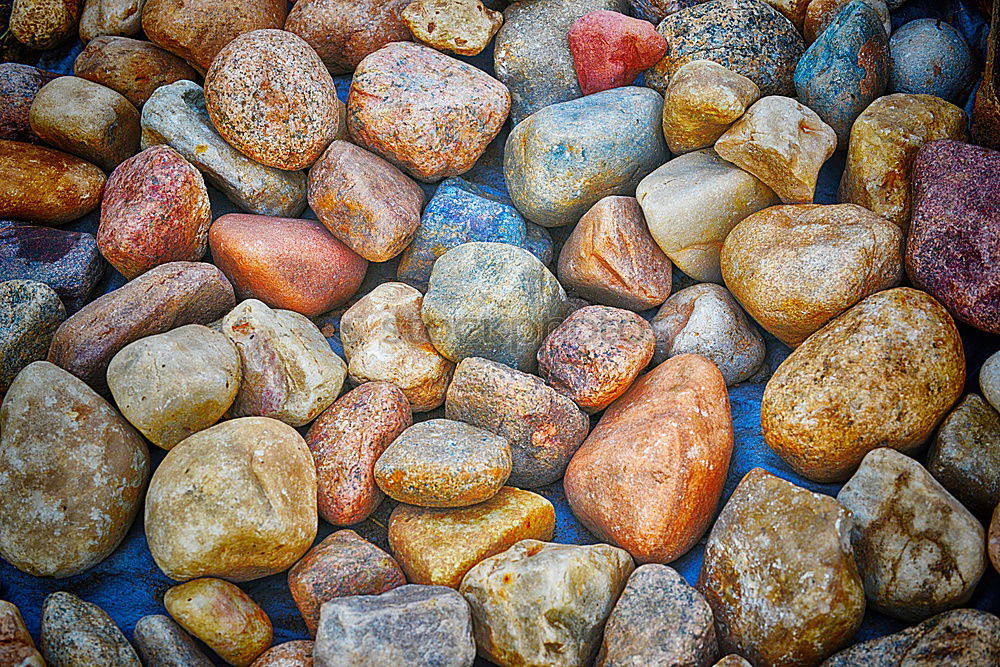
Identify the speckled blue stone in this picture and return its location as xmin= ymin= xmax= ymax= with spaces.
xmin=524 ymin=222 xmax=554 ymax=265
xmin=794 ymin=0 xmax=890 ymax=145
xmin=889 ymin=19 xmax=975 ymax=102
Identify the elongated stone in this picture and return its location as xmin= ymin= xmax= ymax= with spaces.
xmin=0 ymin=280 xmax=65 ymax=395
xmin=928 ymin=394 xmax=1000 ymax=516
xmin=133 ymin=615 xmax=214 ymax=667
xmin=0 ymin=600 xmax=44 ymax=667
xmin=41 ymin=592 xmax=140 ymax=666
xmin=0 ymin=139 xmax=105 ymax=225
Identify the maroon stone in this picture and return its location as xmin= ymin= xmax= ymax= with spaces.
xmin=0 ymin=63 xmax=58 ymax=143
xmin=568 ymin=10 xmax=668 ymax=96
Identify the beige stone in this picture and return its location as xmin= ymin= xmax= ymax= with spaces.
xmin=402 ymin=0 xmax=503 ymax=57
xmin=79 ymin=0 xmax=145 ymax=41
xmin=763 ymin=0 xmax=811 ymax=29
xmin=10 ymin=0 xmax=80 ymax=49
xmin=74 ymin=36 xmax=200 ymax=109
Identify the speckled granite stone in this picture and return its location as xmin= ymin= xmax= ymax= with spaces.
xmin=0 ymin=280 xmax=65 ymax=395
xmin=889 ymin=18 xmax=974 ymax=102
xmin=0 ymin=63 xmax=58 ymax=142
xmin=41 ymin=592 xmax=140 ymax=666
xmin=133 ymin=615 xmax=214 ymax=667
xmin=928 ymin=394 xmax=1000 ymax=516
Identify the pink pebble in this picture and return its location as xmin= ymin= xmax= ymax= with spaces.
xmin=568 ymin=10 xmax=668 ymax=96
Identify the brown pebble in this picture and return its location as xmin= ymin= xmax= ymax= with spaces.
xmin=0 ymin=139 xmax=105 ymax=225
xmin=74 ymin=36 xmax=199 ymax=109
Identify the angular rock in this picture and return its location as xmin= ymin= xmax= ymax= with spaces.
xmin=0 ymin=139 xmax=105 ymax=225
xmin=133 ymin=615 xmax=214 ymax=667
xmin=929 ymin=394 xmax=1000 ymax=516
xmin=252 ymin=642 xmax=314 ymax=667
xmin=568 ymin=10 xmax=667 ymax=96
xmin=804 ymin=0 xmax=890 ymax=44
xmin=402 ymin=0 xmax=502 ymax=57
xmin=74 ymin=36 xmax=199 ymax=109
xmin=0 ymin=280 xmax=65 ymax=395
xmin=697 ymin=468 xmax=866 ymax=666
xmin=0 ymin=600 xmax=44 ymax=667
xmin=41 ymin=592 xmax=140 ymax=666
xmin=982 ymin=351 xmax=1000 ymax=413
xmin=889 ymin=19 xmax=974 ymax=102
xmin=9 ymin=0 xmax=80 ymax=49
xmin=504 ymin=86 xmax=667 ymax=228
xmin=79 ymin=0 xmax=145 ymax=41
xmin=0 ymin=63 xmax=58 ymax=142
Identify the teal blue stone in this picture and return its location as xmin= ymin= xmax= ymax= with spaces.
xmin=889 ymin=19 xmax=974 ymax=102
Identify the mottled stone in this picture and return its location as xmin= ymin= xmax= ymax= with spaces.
xmin=721 ymin=203 xmax=904 ymax=346
xmin=929 ymin=394 xmax=1000 ymax=516
xmin=307 ymin=383 xmax=411 ymax=525
xmin=906 ymin=140 xmax=1000 ymax=334
xmin=697 ymin=468 xmax=865 ymax=666
xmin=523 ymin=222 xmax=554 ymax=265
xmin=662 ymin=59 xmax=760 ymax=154
xmin=762 ymin=288 xmax=965 ymax=482
xmin=133 ymin=615 xmax=214 ymax=667
xmin=0 ymin=139 xmax=105 ymax=225
xmin=146 ymin=417 xmax=318 ymax=581
xmin=421 ymin=242 xmax=566 ymax=372
xmin=41 ymin=592 xmax=140 ymax=666
xmin=340 ymin=282 xmax=454 ymax=412
xmin=992 ymin=506 xmax=999 ymax=575
xmin=0 ymin=600 xmax=44 ymax=667
xmin=209 ymin=214 xmax=367 ymax=318
xmin=803 ymin=0 xmax=890 ymax=44
xmin=314 ymin=585 xmax=475 ymax=667
xmin=141 ymin=80 xmax=307 ymax=217
xmin=889 ymin=19 xmax=974 ymax=102
xmin=402 ymin=0 xmax=502 ymax=56
xmin=0 ymin=361 xmax=148 ymax=577
xmin=289 ymin=530 xmax=406 ymax=636
xmin=982 ymin=351 xmax=1000 ymax=413
xmin=636 ymin=148 xmax=779 ymax=283
xmin=460 ymin=540 xmax=634 ymax=667
xmin=628 ymin=0 xmax=701 ymax=23
xmin=568 ymin=10 xmax=667 ymax=96
xmin=0 ymin=63 xmax=58 ymax=142
xmin=9 ymin=0 xmax=81 ymax=49
xmin=47 ymin=261 xmax=235 ymax=393
xmin=713 ymin=656 xmax=752 ymax=667
xmin=504 ymin=86 xmax=667 ymax=228
xmin=252 ymin=642 xmax=314 ymax=667
xmin=0 ymin=280 xmax=65 ymax=395
xmin=79 ymin=0 xmax=143 ymax=41
xmin=308 ymin=140 xmax=424 ymax=263
xmin=165 ymin=578 xmax=272 ymax=667
xmin=74 ymin=36 xmax=198 ymax=109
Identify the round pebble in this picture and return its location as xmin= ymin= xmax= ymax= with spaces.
xmin=889 ymin=19 xmax=975 ymax=102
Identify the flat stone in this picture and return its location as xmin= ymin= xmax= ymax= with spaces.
xmin=340 ymin=282 xmax=454 ymax=412
xmin=47 ymin=261 xmax=235 ymax=394
xmin=251 ymin=641 xmax=314 ymax=667
xmin=804 ymin=0 xmax=890 ymax=44
xmin=982 ymin=350 xmax=1000 ymax=413
xmin=222 ymin=299 xmax=346 ymax=427
xmin=838 ymin=448 xmax=987 ymax=621
xmin=929 ymin=394 xmax=1000 ymax=516
xmin=504 ymin=86 xmax=667 ymax=228
xmin=598 ymin=564 xmax=718 ymax=667
xmin=314 ymin=585 xmax=476 ymax=667
xmin=889 ymin=18 xmax=974 ymax=102
xmin=838 ymin=93 xmax=967 ymax=231
xmin=568 ymin=10 xmax=667 ymax=96
xmin=565 ymin=354 xmax=732 ymax=563
xmin=662 ymin=59 xmax=760 ymax=154
xmin=41 ymin=592 xmax=140 ymax=666
xmin=389 ymin=486 xmax=555 ymax=588
xmin=348 ymin=42 xmax=509 ymax=182
xmin=0 ymin=63 xmax=58 ymax=142
xmin=10 ymin=0 xmax=80 ymax=49
xmin=146 ymin=417 xmax=317 ymax=581
xmin=721 ymin=203 xmax=904 ymax=346
xmin=74 ymin=36 xmax=198 ymax=109
xmin=0 ymin=600 xmax=44 ymax=667
xmin=697 ymin=468 xmax=865 ymax=665
xmin=636 ymin=148 xmax=779 ymax=283
xmin=0 ymin=139 xmax=105 ymax=225
xmin=761 ymin=288 xmax=965 ymax=482
xmin=289 ymin=529 xmax=407 ymax=636
xmin=141 ymin=80 xmax=307 ymax=217
xmin=715 ymin=95 xmax=837 ymax=204
xmin=209 ymin=214 xmax=367 ymax=318
xmin=306 ymin=382 xmax=412 ymax=525
xmin=402 ymin=0 xmax=502 ymax=57
xmin=0 ymin=280 xmax=64 ymax=395
xmin=79 ymin=0 xmax=145 ymax=41
xmin=651 ymin=283 xmax=765 ymax=385
xmin=460 ymin=540 xmax=634 ymax=667
xmin=133 ymin=615 xmax=214 ymax=667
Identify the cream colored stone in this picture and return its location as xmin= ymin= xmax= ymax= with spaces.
xmin=402 ymin=0 xmax=503 ymax=56
xmin=79 ymin=0 xmax=146 ymax=41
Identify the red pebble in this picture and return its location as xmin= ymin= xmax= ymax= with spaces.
xmin=568 ymin=10 xmax=668 ymax=96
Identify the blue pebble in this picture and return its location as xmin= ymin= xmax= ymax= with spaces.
xmin=523 ymin=222 xmax=554 ymax=266
xmin=889 ymin=19 xmax=975 ymax=102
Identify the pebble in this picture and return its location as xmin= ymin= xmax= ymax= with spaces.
xmin=838 ymin=448 xmax=987 ymax=621
xmin=375 ymin=418 xmax=512 ymax=507
xmin=0 ymin=139 xmax=105 ymax=225
xmin=205 ymin=29 xmax=339 ymax=171
xmin=47 ymin=261 xmax=235 ymax=393
xmin=348 ymin=41 xmax=509 ymax=182
xmin=79 ymin=0 xmax=145 ymax=41
xmin=313 ymin=584 xmax=476 ymax=667
xmin=662 ymin=59 xmax=760 ymax=155
xmin=504 ymin=86 xmax=667 ymax=228
xmin=133 ymin=615 xmax=214 ymax=667
xmin=288 ymin=530 xmax=407 ymax=636
xmin=145 ymin=417 xmax=317 ymax=581
xmin=598 ymin=564 xmax=717 ymax=667
xmin=445 ymin=357 xmax=589 ymax=488
xmin=794 ymin=0 xmax=889 ymax=146
xmin=636 ymin=148 xmax=779 ymax=283
xmin=715 ymin=95 xmax=837 ymax=203
xmin=804 ymin=0 xmax=890 ymax=44
xmin=565 ymin=354 xmax=732 ymax=563
xmin=251 ymin=641 xmax=314 ymax=667
xmin=141 ymin=80 xmax=308 ymax=217
xmin=646 ymin=0 xmax=804 ymax=97
xmin=308 ymin=140 xmax=424 ymax=263
xmin=538 ymin=305 xmax=655 ymax=413
xmin=0 ymin=361 xmax=148 ymax=577
xmin=568 ymin=10 xmax=667 ymax=96
xmin=9 ymin=0 xmax=80 ymax=49
xmin=40 ymin=592 xmax=140 ymax=666
xmin=992 ymin=506 xmax=999 ymax=575
xmin=0 ymin=63 xmax=57 ymax=142
xmin=929 ymin=394 xmax=1000 ymax=516
xmin=721 ymin=203 xmax=904 ymax=347
xmin=523 ymin=222 xmax=555 ymax=265
xmin=283 ymin=0 xmax=412 ymax=75
xmin=141 ymin=0 xmax=287 ymax=73
xmin=651 ymin=283 xmax=765 ymax=385
xmin=628 ymin=0 xmax=701 ymax=22
xmin=421 ymin=242 xmax=566 ymax=372
xmin=889 ymin=19 xmax=974 ymax=102
xmin=762 ymin=288 xmax=964 ymax=482
xmin=402 ymin=0 xmax=503 ymax=57
xmin=494 ymin=0 xmax=629 ymax=125
xmin=29 ymin=76 xmax=140 ymax=171
xmin=98 ymin=145 xmax=211 ymax=279
xmin=221 ymin=299 xmax=346 ymax=426
xmin=714 ymin=656 xmax=752 ymax=667
xmin=459 ymin=540 xmax=634 ymax=667
xmin=906 ymin=140 xmax=1000 ymax=334
xmin=697 ymin=468 xmax=866 ymax=665
xmin=165 ymin=578 xmax=273 ymax=667
xmin=306 ymin=382 xmax=412 ymax=525
xmin=209 ymin=214 xmax=367 ymax=317
xmin=0 ymin=280 xmax=65 ymax=395
xmin=838 ymin=94 xmax=967 ymax=231
xmin=982 ymin=350 xmax=1000 ymax=413
xmin=389 ymin=486 xmax=556 ymax=588
xmin=0 ymin=600 xmax=44 ymax=667
xmin=106 ymin=324 xmax=240 ymax=450
xmin=74 ymin=36 xmax=199 ymax=109
xmin=340 ymin=282 xmax=454 ymax=412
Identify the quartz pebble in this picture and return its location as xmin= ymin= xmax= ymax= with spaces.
xmin=929 ymin=394 xmax=1000 ymax=516
xmin=568 ymin=10 xmax=667 ymax=96
xmin=41 ymin=592 xmax=140 ymax=667
xmin=0 ymin=600 xmax=44 ymax=667
xmin=0 ymin=63 xmax=58 ymax=142
xmin=10 ymin=0 xmax=80 ymax=49
xmin=0 ymin=279 xmax=65 ymax=395
xmin=251 ymin=642 xmax=314 ymax=667
xmin=402 ymin=0 xmax=502 ymax=57
xmin=79 ymin=0 xmax=145 ymax=41
xmin=74 ymin=36 xmax=198 ymax=109
xmin=889 ymin=19 xmax=974 ymax=102
xmin=0 ymin=139 xmax=105 ymax=225
xmin=133 ymin=614 xmax=214 ymax=667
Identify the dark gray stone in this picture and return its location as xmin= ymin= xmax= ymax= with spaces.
xmin=928 ymin=394 xmax=1000 ymax=516
xmin=0 ymin=279 xmax=65 ymax=395
xmin=132 ymin=615 xmax=213 ymax=667
xmin=41 ymin=592 xmax=141 ymax=667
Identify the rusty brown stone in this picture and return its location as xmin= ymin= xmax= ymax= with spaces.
xmin=74 ymin=36 xmax=199 ymax=109
xmin=251 ymin=641 xmax=313 ymax=667
xmin=0 ymin=139 xmax=105 ymax=225
xmin=0 ymin=601 xmax=43 ymax=667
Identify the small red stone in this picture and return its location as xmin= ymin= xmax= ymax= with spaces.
xmin=568 ymin=10 xmax=668 ymax=96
